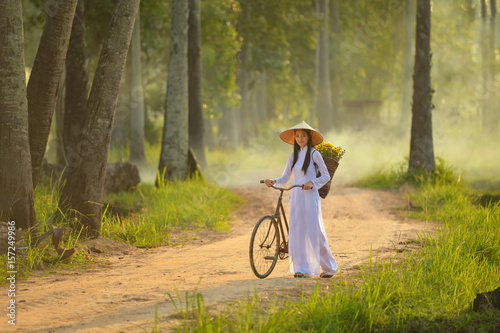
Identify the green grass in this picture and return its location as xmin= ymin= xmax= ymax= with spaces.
xmin=0 ymin=176 xmax=89 ymax=282
xmin=166 ymin=160 xmax=500 ymax=332
xmin=101 ymin=175 xmax=243 ymax=246
xmin=355 ymin=157 xmax=460 ymax=189
xmin=474 ymin=190 xmax=500 ymax=207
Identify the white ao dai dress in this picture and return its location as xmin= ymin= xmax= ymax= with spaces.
xmin=274 ymin=147 xmax=338 ymax=276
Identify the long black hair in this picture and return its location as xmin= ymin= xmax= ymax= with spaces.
xmin=291 ymin=129 xmax=314 ymax=174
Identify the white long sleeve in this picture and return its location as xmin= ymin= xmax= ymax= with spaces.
xmin=274 ymin=153 xmax=293 ymax=187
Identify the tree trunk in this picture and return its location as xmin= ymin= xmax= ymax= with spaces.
xmin=237 ymin=66 xmax=253 ymax=146
xmin=480 ymin=0 xmax=491 ymax=133
xmin=204 ymin=116 xmax=216 ymax=151
xmin=464 ymin=0 xmax=478 ymax=22
xmin=408 ymin=0 xmax=435 ymax=173
xmin=330 ymin=0 xmax=340 ymax=33
xmin=27 ymin=0 xmax=78 ymax=188
xmin=236 ymin=1 xmax=251 ymax=146
xmin=249 ymin=86 xmax=258 ymax=130
xmin=257 ymin=71 xmax=268 ymax=121
xmin=59 ymin=0 xmax=140 ymax=238
xmin=0 ymin=0 xmax=37 ymax=230
xmin=218 ymin=104 xmax=238 ymax=148
xmin=64 ymin=0 xmax=89 ymax=168
xmin=55 ymin=75 xmax=66 ymax=166
xmin=248 ymin=75 xmax=258 ymax=132
xmin=330 ymin=0 xmax=343 ymax=128
xmin=478 ymin=0 xmax=499 ymax=134
xmin=491 ymin=0 xmax=498 ymax=133
xmin=111 ymin=80 xmax=129 ymax=152
xmin=314 ymin=0 xmax=333 ymax=134
xmin=188 ymin=0 xmax=206 ymax=168
xmin=484 ymin=0 xmax=498 ymax=134
xmin=129 ymin=13 xmax=146 ymax=163
xmin=158 ymin=0 xmax=189 ymax=182
xmin=400 ymin=0 xmax=415 ymax=132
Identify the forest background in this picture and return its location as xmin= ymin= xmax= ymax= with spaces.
xmin=34 ymin=0 xmax=499 ymax=187
xmin=1 ymin=0 xmax=499 ymax=244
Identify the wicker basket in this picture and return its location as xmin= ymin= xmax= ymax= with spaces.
xmin=318 ymin=156 xmax=339 ymax=199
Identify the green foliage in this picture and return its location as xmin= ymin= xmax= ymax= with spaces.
xmin=136 ymin=0 xmax=172 ymax=118
xmin=238 ymin=0 xmax=316 ymax=73
xmin=201 ymin=0 xmax=241 ymax=115
xmin=21 ymin=0 xmax=495 ymax=133
xmin=254 ymin=0 xmax=319 ymax=121
xmin=140 ymin=0 xmax=172 ymax=56
xmin=331 ymin=0 xmax=406 ymax=108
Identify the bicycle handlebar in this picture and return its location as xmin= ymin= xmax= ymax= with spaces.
xmin=260 ymin=180 xmax=304 ymax=191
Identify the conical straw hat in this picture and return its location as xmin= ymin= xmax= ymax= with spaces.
xmin=279 ymin=121 xmax=323 ymax=146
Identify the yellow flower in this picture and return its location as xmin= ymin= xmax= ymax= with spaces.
xmin=315 ymin=141 xmax=346 ymax=161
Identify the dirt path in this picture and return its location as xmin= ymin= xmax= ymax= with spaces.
xmin=3 ymin=186 xmax=436 ymax=332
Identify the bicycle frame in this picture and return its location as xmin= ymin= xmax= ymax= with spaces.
xmin=249 ymin=182 xmax=304 ymax=278
xmin=273 ymin=188 xmax=289 ymax=256
xmin=268 ymin=183 xmax=303 ymax=258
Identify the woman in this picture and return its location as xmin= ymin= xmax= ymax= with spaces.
xmin=264 ymin=121 xmax=338 ymax=278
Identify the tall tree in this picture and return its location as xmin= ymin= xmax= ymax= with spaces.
xmin=400 ymin=0 xmax=415 ymax=131
xmin=314 ymin=0 xmax=333 ymax=133
xmin=236 ymin=63 xmax=253 ymax=146
xmin=188 ymin=0 xmax=206 ymax=167
xmin=482 ymin=0 xmax=498 ymax=134
xmin=408 ymin=0 xmax=435 ymax=173
xmin=235 ymin=0 xmax=252 ymax=146
xmin=158 ymin=0 xmax=189 ymax=181
xmin=490 ymin=0 xmax=498 ymax=134
xmin=59 ymin=0 xmax=140 ymax=237
xmin=64 ymin=0 xmax=89 ymax=167
xmin=218 ymin=104 xmax=239 ymax=147
xmin=129 ymin=12 xmax=146 ymax=163
xmin=55 ymin=75 xmax=66 ymax=166
xmin=256 ymin=71 xmax=268 ymax=121
xmin=480 ymin=0 xmax=490 ymax=133
xmin=0 ymin=0 xmax=37 ymax=230
xmin=27 ymin=0 xmax=78 ymax=188
xmin=330 ymin=0 xmax=342 ymax=127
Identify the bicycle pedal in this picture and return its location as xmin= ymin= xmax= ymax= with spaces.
xmin=264 ymin=256 xmax=275 ymax=260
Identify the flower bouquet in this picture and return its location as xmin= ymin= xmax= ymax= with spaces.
xmin=314 ymin=142 xmax=346 ymax=199
xmin=315 ymin=142 xmax=346 ymax=161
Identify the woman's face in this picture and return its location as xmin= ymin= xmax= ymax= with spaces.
xmin=295 ymin=129 xmax=309 ymax=149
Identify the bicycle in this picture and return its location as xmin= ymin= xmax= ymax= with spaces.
xmin=249 ymin=180 xmax=304 ymax=279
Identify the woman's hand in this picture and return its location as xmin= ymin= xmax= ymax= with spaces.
xmin=303 ymin=181 xmax=313 ymax=190
xmin=264 ymin=179 xmax=276 ymax=188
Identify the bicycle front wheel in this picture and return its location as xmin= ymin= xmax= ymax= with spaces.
xmin=249 ymin=215 xmax=280 ymax=279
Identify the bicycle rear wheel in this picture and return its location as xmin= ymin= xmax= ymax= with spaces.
xmin=249 ymin=215 xmax=280 ymax=279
